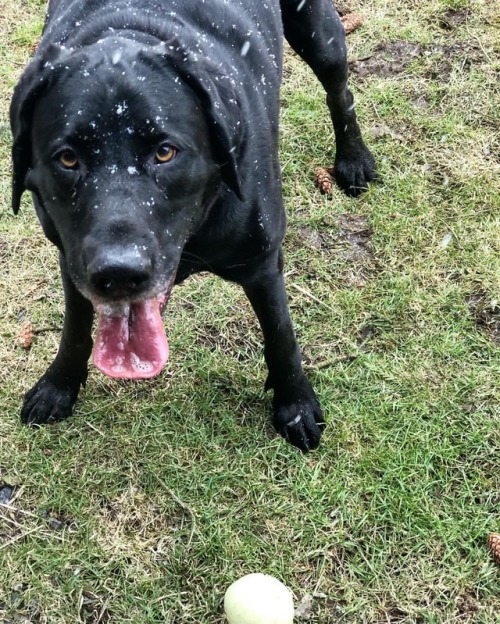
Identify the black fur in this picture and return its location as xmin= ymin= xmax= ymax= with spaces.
xmin=11 ymin=0 xmax=375 ymax=451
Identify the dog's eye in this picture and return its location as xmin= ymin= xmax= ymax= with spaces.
xmin=155 ymin=143 xmax=176 ymax=164
xmin=58 ymin=150 xmax=79 ymax=169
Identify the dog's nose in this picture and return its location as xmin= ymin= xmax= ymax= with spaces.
xmin=88 ymin=250 xmax=153 ymax=299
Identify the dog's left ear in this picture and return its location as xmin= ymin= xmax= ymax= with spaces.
xmin=146 ymin=42 xmax=245 ymax=201
xmin=10 ymin=45 xmax=67 ymax=214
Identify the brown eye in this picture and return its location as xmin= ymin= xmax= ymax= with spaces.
xmin=58 ymin=149 xmax=79 ymax=169
xmin=155 ymin=143 xmax=176 ymax=164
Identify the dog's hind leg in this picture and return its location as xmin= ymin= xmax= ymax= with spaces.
xmin=21 ymin=254 xmax=93 ymax=425
xmin=241 ymin=250 xmax=324 ymax=451
xmin=280 ymin=0 xmax=376 ymax=196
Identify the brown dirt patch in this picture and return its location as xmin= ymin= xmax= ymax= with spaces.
xmin=299 ymin=214 xmax=374 ymax=263
xmin=297 ymin=213 xmax=377 ymax=288
xmin=349 ymin=40 xmax=482 ymax=81
xmin=438 ymin=8 xmax=471 ymax=31
xmin=195 ymin=316 xmax=260 ymax=360
xmin=350 ymin=41 xmax=422 ymax=78
xmin=79 ymin=591 xmax=111 ymax=624
xmin=0 ymin=584 xmax=41 ymax=623
xmin=455 ymin=592 xmax=480 ymax=619
xmin=332 ymin=213 xmax=374 ymax=264
xmin=466 ymin=292 xmax=500 ymax=345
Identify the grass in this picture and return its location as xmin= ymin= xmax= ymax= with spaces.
xmin=0 ymin=1 xmax=499 ymax=622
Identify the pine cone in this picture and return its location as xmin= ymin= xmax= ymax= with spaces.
xmin=341 ymin=13 xmax=365 ymax=35
xmin=489 ymin=532 xmax=500 ymax=564
xmin=18 ymin=321 xmax=34 ymax=349
xmin=314 ymin=167 xmax=334 ymax=195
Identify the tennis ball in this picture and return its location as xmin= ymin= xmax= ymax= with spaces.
xmin=224 ymin=573 xmax=294 ymax=624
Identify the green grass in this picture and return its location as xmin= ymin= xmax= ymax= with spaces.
xmin=1 ymin=1 xmax=499 ymax=622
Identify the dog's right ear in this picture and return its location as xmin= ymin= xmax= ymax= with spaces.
xmin=145 ymin=41 xmax=246 ymax=201
xmin=10 ymin=44 xmax=68 ymax=214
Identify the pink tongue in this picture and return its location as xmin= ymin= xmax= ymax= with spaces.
xmin=93 ymin=298 xmax=169 ymax=379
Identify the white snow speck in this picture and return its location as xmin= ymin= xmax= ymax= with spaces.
xmin=440 ymin=232 xmax=453 ymax=249
xmin=116 ymin=102 xmax=128 ymax=115
xmin=241 ymin=41 xmax=251 ymax=57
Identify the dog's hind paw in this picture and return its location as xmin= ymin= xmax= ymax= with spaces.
xmin=273 ymin=382 xmax=325 ymax=452
xmin=21 ymin=375 xmax=80 ymax=426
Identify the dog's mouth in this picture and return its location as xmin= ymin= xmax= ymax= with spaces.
xmin=92 ymin=285 xmax=173 ymax=380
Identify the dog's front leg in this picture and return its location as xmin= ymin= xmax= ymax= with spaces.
xmin=21 ymin=253 xmax=93 ymax=425
xmin=242 ymin=251 xmax=324 ymax=451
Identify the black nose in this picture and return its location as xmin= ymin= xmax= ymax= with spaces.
xmin=88 ymin=250 xmax=153 ymax=299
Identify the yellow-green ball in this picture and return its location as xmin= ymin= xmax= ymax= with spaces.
xmin=224 ymin=573 xmax=294 ymax=624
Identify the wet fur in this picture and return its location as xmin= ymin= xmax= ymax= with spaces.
xmin=11 ymin=0 xmax=375 ymax=451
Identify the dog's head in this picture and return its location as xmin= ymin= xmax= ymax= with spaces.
xmin=11 ymin=37 xmax=245 ymax=379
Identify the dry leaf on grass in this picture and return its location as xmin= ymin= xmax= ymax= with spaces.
xmin=341 ymin=12 xmax=365 ymax=35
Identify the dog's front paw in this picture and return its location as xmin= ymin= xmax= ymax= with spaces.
xmin=21 ymin=375 xmax=81 ymax=426
xmin=334 ymin=144 xmax=376 ymax=197
xmin=273 ymin=381 xmax=325 ymax=452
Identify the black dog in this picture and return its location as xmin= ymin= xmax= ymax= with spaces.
xmin=11 ymin=0 xmax=375 ymax=451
